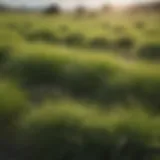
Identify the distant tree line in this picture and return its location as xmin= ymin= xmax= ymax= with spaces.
xmin=130 ymin=1 xmax=160 ymax=13
xmin=44 ymin=4 xmax=61 ymax=15
xmin=1 ymin=1 xmax=159 ymax=14
xmin=44 ymin=3 xmax=111 ymax=15
xmin=0 ymin=4 xmax=9 ymax=12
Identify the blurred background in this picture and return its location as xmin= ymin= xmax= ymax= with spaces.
xmin=0 ymin=0 xmax=160 ymax=160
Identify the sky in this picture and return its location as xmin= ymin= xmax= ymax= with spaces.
xmin=0 ymin=0 xmax=156 ymax=9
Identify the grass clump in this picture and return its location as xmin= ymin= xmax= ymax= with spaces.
xmin=11 ymin=54 xmax=67 ymax=86
xmin=26 ymin=30 xmax=58 ymax=43
xmin=138 ymin=43 xmax=160 ymax=60
xmin=63 ymin=33 xmax=85 ymax=46
xmin=0 ymin=80 xmax=27 ymax=139
xmin=113 ymin=37 xmax=135 ymax=51
xmin=18 ymin=101 xmax=160 ymax=160
xmin=89 ymin=37 xmax=110 ymax=49
xmin=63 ymin=64 xmax=110 ymax=98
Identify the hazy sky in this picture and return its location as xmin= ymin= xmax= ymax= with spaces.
xmin=0 ymin=0 xmax=156 ymax=8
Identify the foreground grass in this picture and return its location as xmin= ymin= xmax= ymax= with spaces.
xmin=17 ymin=100 xmax=160 ymax=160
xmin=0 ymin=81 xmax=159 ymax=160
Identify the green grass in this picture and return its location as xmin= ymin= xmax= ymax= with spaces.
xmin=18 ymin=100 xmax=160 ymax=160
xmin=0 ymin=12 xmax=159 ymax=108
xmin=3 ymin=42 xmax=158 ymax=109
xmin=0 ymin=80 xmax=27 ymax=140
xmin=0 ymin=12 xmax=159 ymax=160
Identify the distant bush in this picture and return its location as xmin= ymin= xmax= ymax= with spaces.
xmin=63 ymin=33 xmax=85 ymax=46
xmin=44 ymin=4 xmax=61 ymax=15
xmin=18 ymin=103 xmax=159 ymax=160
xmin=113 ymin=37 xmax=134 ymax=50
xmin=26 ymin=30 xmax=58 ymax=43
xmin=138 ymin=44 xmax=160 ymax=60
xmin=89 ymin=37 xmax=110 ymax=49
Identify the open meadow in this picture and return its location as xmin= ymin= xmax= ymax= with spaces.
xmin=0 ymin=10 xmax=160 ymax=160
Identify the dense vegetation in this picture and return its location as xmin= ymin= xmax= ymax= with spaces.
xmin=0 ymin=11 xmax=160 ymax=160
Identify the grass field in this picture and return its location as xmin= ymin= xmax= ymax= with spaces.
xmin=0 ymin=11 xmax=160 ymax=160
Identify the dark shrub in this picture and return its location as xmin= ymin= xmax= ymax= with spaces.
xmin=0 ymin=46 xmax=11 ymax=65
xmin=114 ymin=37 xmax=134 ymax=50
xmin=138 ymin=44 xmax=160 ymax=60
xmin=26 ymin=30 xmax=58 ymax=43
xmin=44 ymin=4 xmax=61 ymax=15
xmin=64 ymin=67 xmax=107 ymax=97
xmin=89 ymin=37 xmax=110 ymax=49
xmin=12 ymin=55 xmax=66 ymax=87
xmin=64 ymin=33 xmax=85 ymax=46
